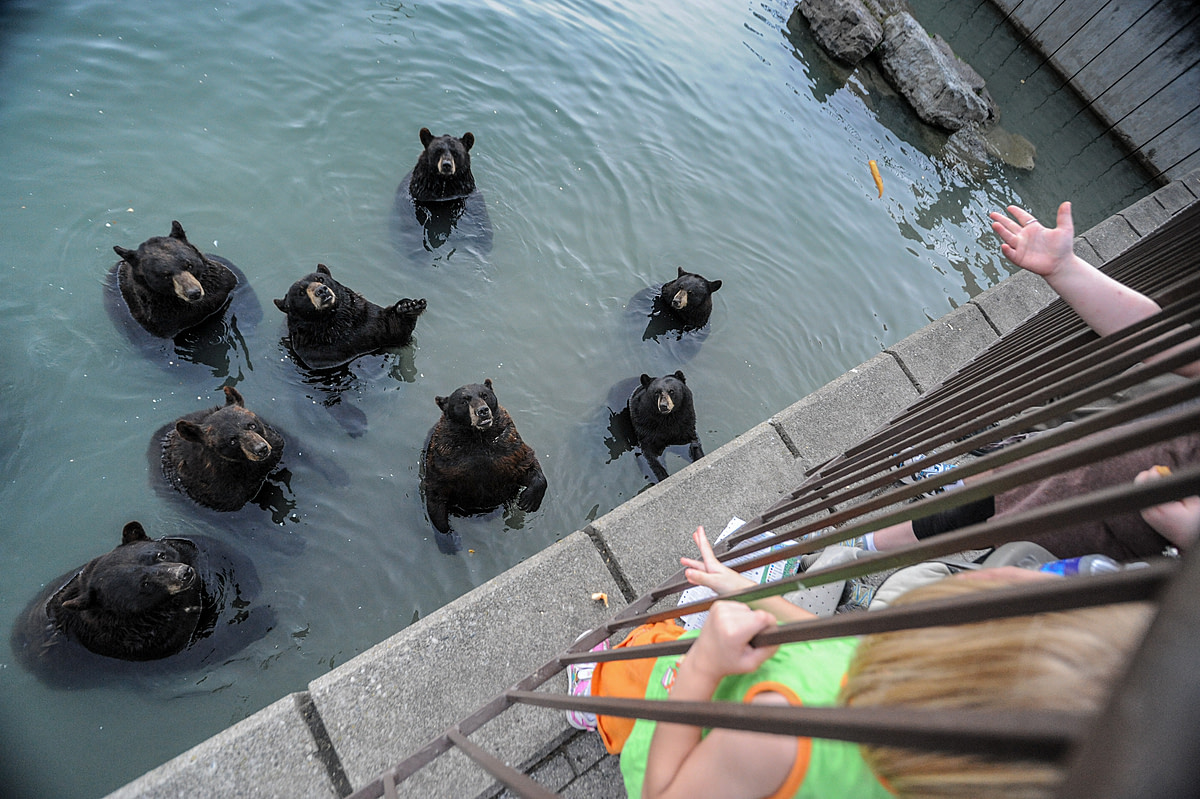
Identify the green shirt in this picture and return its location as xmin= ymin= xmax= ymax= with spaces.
xmin=619 ymin=633 xmax=893 ymax=799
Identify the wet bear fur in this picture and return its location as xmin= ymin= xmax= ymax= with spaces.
xmin=112 ymin=221 xmax=240 ymax=338
xmin=407 ymin=128 xmax=477 ymax=202
xmin=12 ymin=522 xmax=205 ymax=663
xmin=160 ymin=386 xmax=285 ymax=511
xmin=421 ymin=379 xmax=547 ymax=539
xmin=656 ymin=267 xmax=722 ymax=329
xmin=628 ymin=370 xmax=704 ymax=482
xmin=273 ymin=263 xmax=427 ymax=370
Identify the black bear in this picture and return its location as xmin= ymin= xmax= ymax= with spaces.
xmin=273 ymin=263 xmax=427 ymax=371
xmin=421 ymin=379 xmax=547 ymax=552
xmin=158 ymin=386 xmax=285 ymax=511
xmin=627 ymin=371 xmax=704 ymax=482
xmin=393 ymin=127 xmax=493 ymax=258
xmin=656 ymin=267 xmax=722 ymax=329
xmin=11 ymin=521 xmax=272 ymax=688
xmin=111 ymin=221 xmax=242 ymax=339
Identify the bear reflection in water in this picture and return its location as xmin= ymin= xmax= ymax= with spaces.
xmin=421 ymin=379 xmax=547 ymax=554
xmin=392 ymin=127 xmax=493 ymax=261
xmin=105 ymin=220 xmax=261 ymax=377
xmin=10 ymin=521 xmax=271 ymax=688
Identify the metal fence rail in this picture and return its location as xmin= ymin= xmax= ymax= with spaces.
xmin=349 ymin=200 xmax=1200 ymax=799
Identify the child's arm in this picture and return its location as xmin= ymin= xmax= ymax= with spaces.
xmin=641 ymin=601 xmax=796 ymax=799
xmin=680 ymin=526 xmax=818 ymax=624
xmin=989 ymin=202 xmax=1199 ymax=378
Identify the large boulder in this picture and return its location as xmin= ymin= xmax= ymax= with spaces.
xmin=877 ymin=12 xmax=991 ymax=130
xmin=797 ymin=0 xmax=883 ymax=65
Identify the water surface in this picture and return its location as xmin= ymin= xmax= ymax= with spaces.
xmin=0 ymin=0 xmax=1153 ymax=795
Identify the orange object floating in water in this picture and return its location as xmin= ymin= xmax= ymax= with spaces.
xmin=869 ymin=159 xmax=883 ymax=197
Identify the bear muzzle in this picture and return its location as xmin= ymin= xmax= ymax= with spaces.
xmin=173 ymin=272 xmax=205 ymax=303
xmin=470 ymin=403 xmax=493 ymax=429
xmin=655 ymin=392 xmax=676 ymax=414
xmin=239 ymin=432 xmax=273 ymax=462
xmin=436 ymin=153 xmax=457 ymax=176
xmin=161 ymin=563 xmax=197 ymax=593
xmin=671 ymin=289 xmax=689 ymax=310
xmin=306 ymin=282 xmax=337 ymax=311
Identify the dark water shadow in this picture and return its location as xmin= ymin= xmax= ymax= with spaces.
xmin=390 ymin=172 xmax=494 ymax=266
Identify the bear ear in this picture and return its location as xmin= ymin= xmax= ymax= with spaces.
xmin=484 ymin=378 xmax=494 ymax=390
xmin=175 ymin=420 xmax=206 ymax=443
xmin=222 ymin=385 xmax=245 ymax=407
xmin=640 ymin=374 xmax=653 ymax=387
xmin=316 ymin=263 xmax=331 ymax=276
xmin=113 ymin=245 xmax=138 ymax=265
xmin=708 ymin=279 xmax=722 ymax=292
xmin=60 ymin=591 xmax=94 ymax=612
xmin=461 ymin=132 xmax=474 ymax=151
xmin=435 ymin=395 xmax=448 ymax=411
xmin=677 ymin=266 xmax=686 ymax=277
xmin=673 ymin=370 xmax=686 ymax=382
xmin=420 ymin=127 xmax=433 ymax=148
xmin=273 ymin=297 xmax=288 ymax=312
xmin=122 ymin=521 xmax=149 ymax=545
xmin=169 ymin=220 xmax=189 ymax=242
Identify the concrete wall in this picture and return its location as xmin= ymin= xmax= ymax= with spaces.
xmin=989 ymin=0 xmax=1200 ymax=181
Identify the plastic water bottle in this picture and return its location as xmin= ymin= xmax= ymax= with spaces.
xmin=1038 ymin=554 xmax=1121 ymax=576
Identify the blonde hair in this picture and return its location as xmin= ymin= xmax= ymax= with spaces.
xmin=839 ymin=575 xmax=1154 ymax=799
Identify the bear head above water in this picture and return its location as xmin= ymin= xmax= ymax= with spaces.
xmin=112 ymin=220 xmax=240 ymax=338
xmin=421 ymin=379 xmax=547 ymax=552
xmin=656 ymin=267 xmax=722 ymax=329
xmin=407 ymin=128 xmax=477 ymax=203
xmin=627 ymin=370 xmax=704 ymax=482
xmin=19 ymin=521 xmax=204 ymax=663
xmin=273 ymin=262 xmax=427 ymax=370
xmin=160 ymin=385 xmax=285 ymax=512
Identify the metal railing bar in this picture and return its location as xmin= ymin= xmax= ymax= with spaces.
xmin=709 ymin=378 xmax=1200 ymax=570
xmin=625 ymin=463 xmax=1197 ymax=630
xmin=560 ymin=560 xmax=1174 ymax=667
xmin=444 ymin=729 xmax=560 ymax=799
xmin=507 ymin=693 xmax=1086 ymax=760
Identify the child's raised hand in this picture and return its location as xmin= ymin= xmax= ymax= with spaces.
xmin=680 ymin=526 xmax=756 ymax=596
xmin=989 ymin=201 xmax=1075 ymax=278
xmin=688 ymin=600 xmax=778 ymax=682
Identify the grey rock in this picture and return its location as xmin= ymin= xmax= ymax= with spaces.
xmin=798 ymin=0 xmax=884 ymax=65
xmin=877 ymin=12 xmax=991 ymax=130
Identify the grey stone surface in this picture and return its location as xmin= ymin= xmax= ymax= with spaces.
xmin=589 ymin=421 xmax=806 ymax=597
xmin=969 ymin=269 xmax=1055 ymax=335
xmin=1081 ymin=214 xmax=1140 ymax=263
xmin=797 ymin=0 xmax=883 ymax=65
xmin=308 ymin=532 xmax=622 ymax=796
xmin=105 ymin=694 xmax=335 ymax=799
xmin=876 ymin=12 xmax=991 ymax=131
xmin=886 ymin=303 xmax=998 ymax=394
xmin=1121 ymin=193 xmax=1174 ymax=236
xmin=1155 ymin=177 xmax=1198 ymax=214
xmin=1073 ymin=236 xmax=1103 ymax=267
xmin=773 ymin=352 xmax=920 ymax=468
xmin=559 ymin=754 xmax=625 ymax=799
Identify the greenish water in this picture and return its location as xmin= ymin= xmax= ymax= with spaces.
xmin=0 ymin=0 xmax=1153 ymax=795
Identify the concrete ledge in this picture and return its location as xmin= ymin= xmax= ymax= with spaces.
xmin=886 ymin=303 xmax=999 ymax=393
xmin=588 ymin=421 xmax=805 ymax=597
xmin=969 ymin=269 xmax=1055 ymax=334
xmin=772 ymin=352 xmax=920 ymax=469
xmin=308 ymin=531 xmax=621 ymax=797
xmin=106 ymin=693 xmax=335 ymax=799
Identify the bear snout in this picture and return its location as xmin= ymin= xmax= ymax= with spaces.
xmin=670 ymin=289 xmax=689 ymax=310
xmin=173 ymin=272 xmax=205 ymax=303
xmin=239 ymin=432 xmax=273 ymax=462
xmin=436 ymin=152 xmax=457 ymax=175
xmin=162 ymin=563 xmax=197 ymax=593
xmin=470 ymin=402 xmax=493 ymax=429
xmin=306 ymin=282 xmax=336 ymax=311
xmin=656 ymin=391 xmax=675 ymax=414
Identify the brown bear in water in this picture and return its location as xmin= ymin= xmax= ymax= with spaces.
xmin=273 ymin=263 xmax=427 ymax=370
xmin=158 ymin=386 xmax=285 ymax=511
xmin=112 ymin=221 xmax=241 ymax=338
xmin=655 ymin=267 xmax=722 ymax=329
xmin=627 ymin=370 xmax=704 ymax=482
xmin=393 ymin=127 xmax=493 ymax=257
xmin=421 ymin=379 xmax=547 ymax=551
xmin=11 ymin=522 xmax=204 ymax=663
